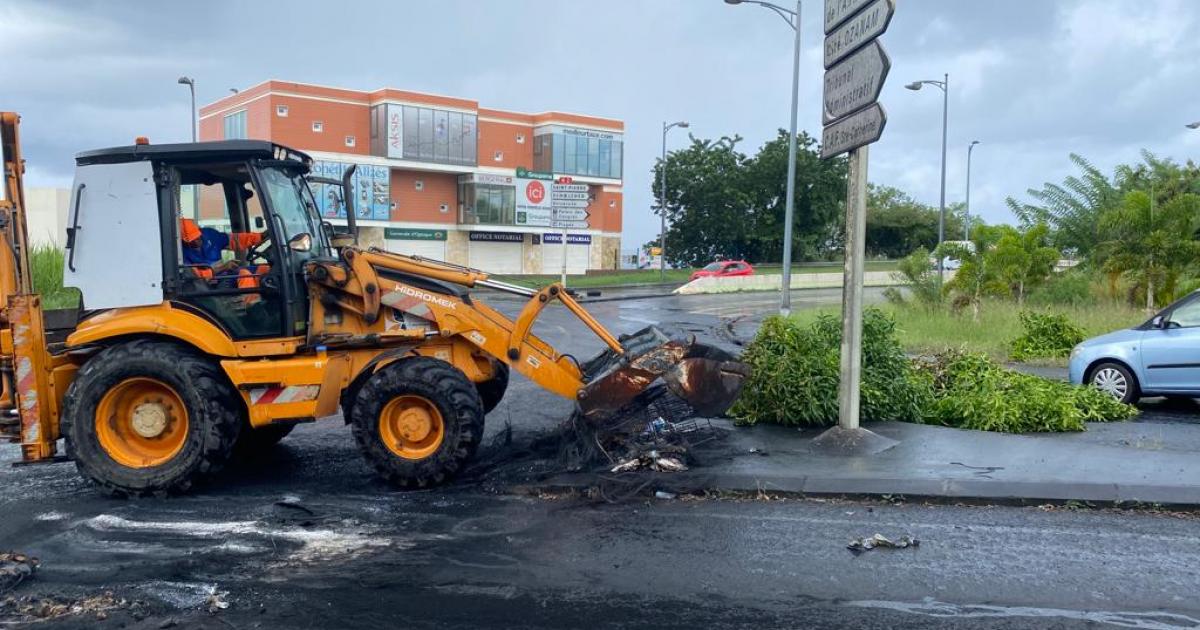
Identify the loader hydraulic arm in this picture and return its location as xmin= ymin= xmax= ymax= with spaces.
xmin=307 ymin=247 xmax=749 ymax=426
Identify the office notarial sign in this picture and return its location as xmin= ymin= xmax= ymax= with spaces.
xmin=821 ymin=103 xmax=886 ymax=159
xmin=543 ymin=233 xmax=592 ymax=245
xmin=469 ymin=231 xmax=524 ymax=243
xmin=823 ymin=0 xmax=894 ymax=69
xmin=823 ymin=40 xmax=890 ymax=123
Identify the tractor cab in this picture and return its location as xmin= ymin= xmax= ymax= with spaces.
xmin=66 ymin=140 xmax=340 ymax=339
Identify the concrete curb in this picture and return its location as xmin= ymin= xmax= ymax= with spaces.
xmin=537 ymin=471 xmax=1200 ymax=506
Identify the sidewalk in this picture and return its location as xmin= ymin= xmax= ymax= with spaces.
xmin=543 ymin=418 xmax=1200 ymax=506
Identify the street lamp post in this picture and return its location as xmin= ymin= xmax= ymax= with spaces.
xmin=724 ymin=0 xmax=801 ymax=316
xmin=905 ymin=74 xmax=949 ymax=284
xmin=965 ymin=140 xmax=980 ymax=240
xmin=177 ymin=76 xmax=196 ymax=142
xmin=660 ymin=121 xmax=689 ymax=281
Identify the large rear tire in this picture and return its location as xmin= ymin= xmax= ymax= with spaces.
xmin=62 ymin=340 xmax=242 ymax=497
xmin=476 ymin=360 xmax=510 ymax=415
xmin=351 ymin=357 xmax=484 ymax=489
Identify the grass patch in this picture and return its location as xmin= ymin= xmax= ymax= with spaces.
xmin=789 ymin=300 xmax=1145 ymax=365
xmin=30 ymin=245 xmax=80 ymax=310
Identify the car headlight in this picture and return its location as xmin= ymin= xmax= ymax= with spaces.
xmin=1070 ymin=344 xmax=1082 ymax=360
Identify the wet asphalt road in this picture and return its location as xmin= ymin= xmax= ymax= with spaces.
xmin=3 ymin=287 xmax=1200 ymax=629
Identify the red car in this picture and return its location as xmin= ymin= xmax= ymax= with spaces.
xmin=690 ymin=260 xmax=755 ymax=281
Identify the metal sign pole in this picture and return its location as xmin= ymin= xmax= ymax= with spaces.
xmin=837 ymin=145 xmax=868 ymax=430
xmin=561 ymin=229 xmax=568 ymax=287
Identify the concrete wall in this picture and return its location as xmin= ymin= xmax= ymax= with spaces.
xmin=25 ymin=187 xmax=70 ymax=249
xmin=674 ymin=270 xmax=957 ymax=295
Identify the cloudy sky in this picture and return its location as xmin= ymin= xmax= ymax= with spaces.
xmin=4 ymin=0 xmax=1200 ymax=246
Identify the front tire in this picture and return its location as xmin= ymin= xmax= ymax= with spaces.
xmin=351 ymin=357 xmax=484 ymax=488
xmin=1088 ymin=361 xmax=1139 ymax=405
xmin=62 ymin=340 xmax=242 ymax=496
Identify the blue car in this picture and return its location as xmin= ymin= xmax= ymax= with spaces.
xmin=1070 ymin=292 xmax=1200 ymax=403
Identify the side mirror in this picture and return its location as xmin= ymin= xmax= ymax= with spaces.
xmin=288 ymin=232 xmax=312 ymax=252
xmin=254 ymin=216 xmax=265 ymax=229
xmin=1152 ymin=315 xmax=1168 ymax=329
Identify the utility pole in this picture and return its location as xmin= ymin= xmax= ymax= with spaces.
xmin=965 ymin=140 xmax=979 ymax=240
xmin=660 ymin=121 xmax=689 ymax=281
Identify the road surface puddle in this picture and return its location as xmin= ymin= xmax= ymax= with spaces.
xmin=848 ymin=597 xmax=1200 ymax=629
xmin=83 ymin=514 xmax=406 ymax=565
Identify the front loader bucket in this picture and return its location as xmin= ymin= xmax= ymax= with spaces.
xmin=577 ymin=326 xmax=750 ymax=425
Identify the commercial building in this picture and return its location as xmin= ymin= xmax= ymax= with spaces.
xmin=198 ymin=80 xmax=624 ymax=274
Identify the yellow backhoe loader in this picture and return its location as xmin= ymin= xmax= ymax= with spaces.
xmin=0 ymin=112 xmax=748 ymax=495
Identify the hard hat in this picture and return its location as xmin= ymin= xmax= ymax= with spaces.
xmin=180 ymin=218 xmax=202 ymax=243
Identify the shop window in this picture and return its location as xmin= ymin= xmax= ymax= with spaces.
xmin=398 ymin=105 xmax=477 ymax=166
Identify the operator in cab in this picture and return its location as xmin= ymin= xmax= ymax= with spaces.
xmin=180 ymin=218 xmax=262 ymax=274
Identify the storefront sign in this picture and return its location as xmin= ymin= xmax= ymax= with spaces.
xmin=515 ymin=176 xmax=553 ymax=227
xmin=459 ymin=173 xmax=513 ymax=186
xmin=542 ymin=233 xmax=592 ymax=245
xmin=386 ymin=104 xmax=403 ymax=159
xmin=309 ymin=160 xmax=390 ymax=221
xmin=469 ymin=231 xmax=524 ymax=243
xmin=384 ymin=227 xmax=446 ymax=241
xmin=515 ymin=167 xmax=554 ymax=180
xmin=562 ymin=128 xmax=618 ymax=141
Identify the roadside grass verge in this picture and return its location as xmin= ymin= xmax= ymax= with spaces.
xmin=788 ymin=300 xmax=1145 ymax=365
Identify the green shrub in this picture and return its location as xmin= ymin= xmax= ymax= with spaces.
xmin=1009 ymin=310 xmax=1086 ymax=361
xmin=730 ymin=309 xmax=931 ymax=427
xmin=30 ymin=245 xmax=80 ymax=310
xmin=1009 ymin=311 xmax=1086 ymax=361
xmin=892 ymin=248 xmax=941 ymax=306
xmin=1027 ymin=271 xmax=1095 ymax=307
xmin=916 ymin=351 xmax=1136 ymax=432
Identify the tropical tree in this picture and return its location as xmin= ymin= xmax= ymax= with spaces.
xmin=988 ymin=224 xmax=1060 ymax=305
xmin=1006 ymin=153 xmax=1122 ymax=257
xmin=938 ymin=225 xmax=1006 ymax=322
xmin=1097 ymin=190 xmax=1200 ymax=312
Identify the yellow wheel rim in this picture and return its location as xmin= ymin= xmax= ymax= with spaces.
xmin=379 ymin=395 xmax=445 ymax=460
xmin=95 ymin=378 xmax=189 ymax=468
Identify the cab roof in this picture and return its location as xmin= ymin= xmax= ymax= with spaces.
xmin=75 ymin=140 xmax=312 ymax=167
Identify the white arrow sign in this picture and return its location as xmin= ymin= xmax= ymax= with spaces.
xmin=823 ymin=0 xmax=893 ymax=69
xmin=821 ymin=103 xmax=886 ymax=159
xmin=553 ymin=208 xmax=590 ymax=221
xmin=552 ymin=184 xmax=589 ymax=192
xmin=823 ymin=40 xmax=890 ymax=123
xmin=552 ymin=191 xmax=589 ymax=200
xmin=552 ymin=199 xmax=590 ymax=208
xmin=551 ymin=220 xmax=589 ymax=229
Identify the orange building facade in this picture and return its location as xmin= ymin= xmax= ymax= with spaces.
xmin=198 ymin=80 xmax=624 ymax=274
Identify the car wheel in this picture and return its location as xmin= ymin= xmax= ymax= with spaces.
xmin=1088 ymin=362 xmax=1139 ymax=404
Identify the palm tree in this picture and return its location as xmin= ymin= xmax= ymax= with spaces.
xmin=1006 ymin=154 xmax=1122 ymax=258
xmin=1097 ymin=190 xmax=1200 ymax=312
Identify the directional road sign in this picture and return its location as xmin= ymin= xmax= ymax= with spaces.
xmin=551 ymin=220 xmax=589 ymax=229
xmin=552 ymin=184 xmax=589 ymax=193
xmin=824 ymin=0 xmax=875 ymax=33
xmin=821 ymin=103 xmax=886 ymax=159
xmin=551 ymin=191 xmax=588 ymax=201
xmin=823 ymin=40 xmax=890 ymax=123
xmin=553 ymin=208 xmax=590 ymax=221
xmin=823 ymin=0 xmax=894 ymax=69
xmin=551 ymin=199 xmax=590 ymax=208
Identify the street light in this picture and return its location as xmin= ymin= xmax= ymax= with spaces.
xmin=725 ymin=0 xmax=801 ymax=315
xmin=177 ymin=76 xmax=196 ymax=142
xmin=906 ymin=74 xmax=949 ymax=284
xmin=660 ymin=120 xmax=690 ymax=281
xmin=965 ymin=140 xmax=980 ymax=241
xmin=1187 ymin=121 xmax=1200 ymax=129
